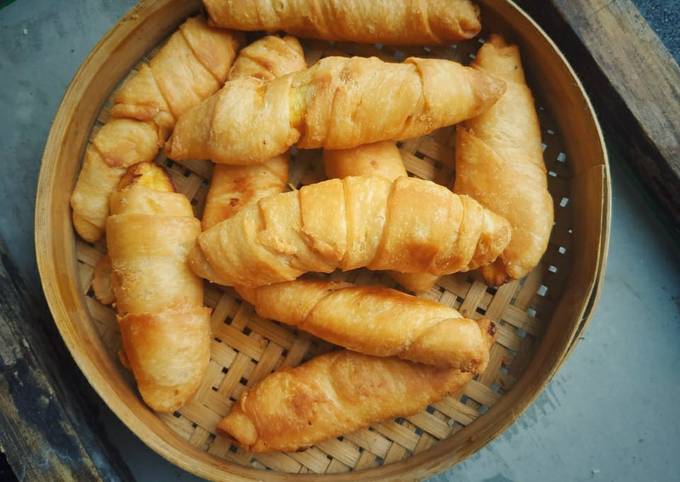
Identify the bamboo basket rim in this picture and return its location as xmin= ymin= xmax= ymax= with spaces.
xmin=35 ymin=0 xmax=611 ymax=480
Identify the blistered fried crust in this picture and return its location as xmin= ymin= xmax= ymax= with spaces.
xmin=203 ymin=157 xmax=289 ymax=230
xmin=238 ymin=280 xmax=494 ymax=370
xmin=455 ymin=35 xmax=554 ymax=285
xmin=217 ymin=350 xmax=488 ymax=453
xmin=106 ymin=163 xmax=210 ymax=412
xmin=166 ymin=56 xmax=505 ymax=165
xmin=70 ymin=17 xmax=240 ymax=242
xmin=322 ymin=141 xmax=438 ymax=292
xmin=190 ymin=176 xmax=511 ymax=287
xmin=201 ymin=35 xmax=306 ymax=229
xmin=92 ymin=255 xmax=115 ymax=306
xmin=204 ymin=0 xmax=481 ymax=45
xmin=323 ymin=141 xmax=407 ymax=181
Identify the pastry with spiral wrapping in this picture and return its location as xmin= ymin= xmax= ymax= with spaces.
xmin=189 ymin=175 xmax=512 ymax=287
xmin=106 ymin=163 xmax=211 ymax=412
xmin=238 ymin=279 xmax=494 ymax=370
xmin=166 ymin=55 xmax=506 ymax=165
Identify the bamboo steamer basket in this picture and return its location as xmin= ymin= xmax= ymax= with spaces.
xmin=35 ymin=0 xmax=610 ymax=480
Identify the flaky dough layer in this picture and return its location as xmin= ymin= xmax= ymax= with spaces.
xmin=455 ymin=35 xmax=554 ymax=285
xmin=218 ymin=350 xmax=485 ymax=453
xmin=190 ymin=176 xmax=511 ymax=287
xmin=166 ymin=56 xmax=505 ymax=165
xmin=107 ymin=170 xmax=211 ymax=413
xmin=202 ymin=35 xmax=306 ymax=229
xmin=71 ymin=17 xmax=240 ymax=242
xmin=239 ymin=280 xmax=494 ymax=370
xmin=323 ymin=141 xmax=439 ymax=292
xmin=204 ymin=0 xmax=481 ymax=45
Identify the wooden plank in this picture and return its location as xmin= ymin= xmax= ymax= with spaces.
xmin=0 ymin=238 xmax=132 ymax=481
xmin=518 ymin=0 xmax=680 ymax=226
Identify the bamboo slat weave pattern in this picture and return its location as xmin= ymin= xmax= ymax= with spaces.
xmin=74 ymin=33 xmax=573 ymax=475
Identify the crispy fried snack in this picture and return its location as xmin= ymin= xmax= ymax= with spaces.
xmin=204 ymin=0 xmax=481 ymax=45
xmin=189 ymin=176 xmax=511 ymax=287
xmin=166 ymin=56 xmax=505 ymax=165
xmin=455 ymin=35 xmax=554 ymax=285
xmin=106 ymin=162 xmax=211 ymax=412
xmin=202 ymin=35 xmax=306 ymax=230
xmin=323 ymin=141 xmax=439 ymax=292
xmin=238 ymin=279 xmax=493 ymax=370
xmin=71 ymin=17 xmax=241 ymax=241
xmin=217 ymin=348 xmax=493 ymax=453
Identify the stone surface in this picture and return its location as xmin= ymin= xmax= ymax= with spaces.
xmin=634 ymin=0 xmax=680 ymax=62
xmin=0 ymin=1 xmax=678 ymax=481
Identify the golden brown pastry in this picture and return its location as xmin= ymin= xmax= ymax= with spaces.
xmin=203 ymin=156 xmax=290 ymax=230
xmin=203 ymin=0 xmax=481 ymax=45
xmin=217 ymin=349 xmax=492 ymax=453
xmin=227 ymin=34 xmax=307 ymax=82
xmin=71 ymin=121 xmax=157 ymax=242
xmin=455 ymin=35 xmax=554 ymax=285
xmin=323 ymin=141 xmax=439 ymax=292
xmin=202 ymin=35 xmax=306 ymax=230
xmin=166 ymin=56 xmax=506 ymax=165
xmin=238 ymin=280 xmax=494 ymax=370
xmin=92 ymin=254 xmax=115 ymax=305
xmin=323 ymin=141 xmax=407 ymax=180
xmin=388 ymin=271 xmax=440 ymax=293
xmin=106 ymin=162 xmax=211 ymax=412
xmin=189 ymin=176 xmax=511 ymax=287
xmin=70 ymin=17 xmax=241 ymax=242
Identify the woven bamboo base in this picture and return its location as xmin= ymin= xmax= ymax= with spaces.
xmin=74 ymin=34 xmax=573 ymax=475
